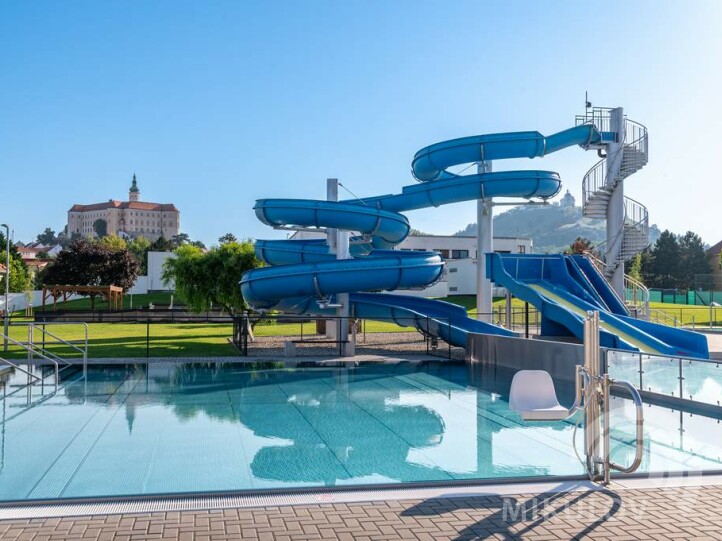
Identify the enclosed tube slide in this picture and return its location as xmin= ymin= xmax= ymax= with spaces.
xmin=240 ymin=125 xmax=606 ymax=348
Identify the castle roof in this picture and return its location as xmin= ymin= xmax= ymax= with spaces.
xmin=69 ymin=200 xmax=178 ymax=212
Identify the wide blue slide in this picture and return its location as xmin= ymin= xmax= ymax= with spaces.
xmin=486 ymin=253 xmax=709 ymax=358
xmin=241 ymin=125 xmax=607 ymax=347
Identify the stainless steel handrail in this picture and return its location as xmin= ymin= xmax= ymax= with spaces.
xmin=10 ymin=322 xmax=88 ymax=378
xmin=0 ymin=357 xmax=42 ymax=385
xmin=603 ymin=377 xmax=644 ymax=483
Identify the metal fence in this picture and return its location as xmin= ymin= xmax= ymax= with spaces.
xmin=233 ymin=314 xmax=460 ymax=359
xmin=3 ymin=311 xmax=462 ymax=360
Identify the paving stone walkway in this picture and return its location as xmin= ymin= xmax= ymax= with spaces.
xmin=1 ymin=485 xmax=722 ymax=540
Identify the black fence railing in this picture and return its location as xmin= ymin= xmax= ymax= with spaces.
xmin=233 ymin=314 xmax=460 ymax=359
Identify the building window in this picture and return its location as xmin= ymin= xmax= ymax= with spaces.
xmin=518 ymin=245 xmax=526 ymax=254
xmin=451 ymin=249 xmax=469 ymax=259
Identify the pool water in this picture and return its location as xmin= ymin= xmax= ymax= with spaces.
xmin=0 ymin=361 xmax=720 ymax=502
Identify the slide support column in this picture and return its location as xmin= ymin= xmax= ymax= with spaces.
xmin=606 ymin=108 xmax=625 ymax=298
xmin=326 ymin=178 xmax=352 ymax=356
xmin=476 ymin=161 xmax=493 ymax=322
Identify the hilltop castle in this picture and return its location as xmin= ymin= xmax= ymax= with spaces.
xmin=66 ymin=175 xmax=180 ymax=241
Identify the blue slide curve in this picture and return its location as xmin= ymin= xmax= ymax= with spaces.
xmin=240 ymin=125 xmax=607 ymax=347
xmin=486 ymin=253 xmax=709 ymax=359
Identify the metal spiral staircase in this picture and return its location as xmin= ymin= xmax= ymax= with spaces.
xmin=578 ymin=111 xmax=650 ymax=278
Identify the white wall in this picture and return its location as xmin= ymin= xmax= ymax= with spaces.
xmin=447 ymin=259 xmax=506 ymax=297
xmin=0 ymin=291 xmax=82 ymax=313
xmin=390 ymin=281 xmax=449 ymax=299
xmin=147 ymin=251 xmax=175 ymax=291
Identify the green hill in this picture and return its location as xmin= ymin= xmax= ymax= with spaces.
xmin=454 ymin=202 xmax=661 ymax=253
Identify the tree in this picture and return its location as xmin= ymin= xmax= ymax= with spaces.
xmin=565 ymin=237 xmax=593 ymax=255
xmin=627 ymin=253 xmax=644 ymax=283
xmin=191 ymin=240 xmax=207 ymax=250
xmin=678 ymin=231 xmax=711 ymax=290
xmin=408 ymin=229 xmax=428 ymax=237
xmin=218 ymin=233 xmax=238 ymax=245
xmin=0 ymin=253 xmax=31 ymax=293
xmin=97 ymin=234 xmax=127 ymax=251
xmin=172 ymin=233 xmax=191 ymax=247
xmin=127 ymin=236 xmax=151 ymax=274
xmin=41 ymin=239 xmax=140 ymax=292
xmin=162 ymin=241 xmax=262 ymax=314
xmin=93 ymin=219 xmax=108 ymax=238
xmin=149 ymin=236 xmax=175 ymax=252
xmin=36 ymin=227 xmax=57 ymax=245
xmin=0 ymin=231 xmax=31 ymax=293
xmin=644 ymin=230 xmax=680 ymax=288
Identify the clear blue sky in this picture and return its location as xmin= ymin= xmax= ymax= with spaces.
xmin=1 ymin=0 xmax=720 ymax=246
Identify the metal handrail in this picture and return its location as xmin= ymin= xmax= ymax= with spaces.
xmin=583 ymin=251 xmax=650 ymax=318
xmin=603 ymin=377 xmax=644 ymax=483
xmin=0 ymin=357 xmax=42 ymax=385
xmin=648 ymin=308 xmax=678 ymax=327
xmin=0 ymin=333 xmax=60 ymax=388
xmin=10 ymin=322 xmax=88 ymax=378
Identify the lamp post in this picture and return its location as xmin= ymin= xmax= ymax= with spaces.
xmin=1 ymin=224 xmax=9 ymax=352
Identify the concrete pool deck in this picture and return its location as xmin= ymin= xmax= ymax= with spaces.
xmin=0 ymin=475 xmax=721 ymax=539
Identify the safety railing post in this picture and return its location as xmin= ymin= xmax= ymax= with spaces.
xmin=678 ymin=358 xmax=683 ymax=400
xmin=448 ymin=318 xmax=451 ymax=359
xmin=146 ymin=320 xmax=150 ymax=358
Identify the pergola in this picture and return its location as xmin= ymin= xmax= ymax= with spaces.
xmin=42 ymin=285 xmax=124 ymax=311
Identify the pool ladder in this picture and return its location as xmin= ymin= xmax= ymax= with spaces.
xmin=510 ymin=311 xmax=644 ymax=484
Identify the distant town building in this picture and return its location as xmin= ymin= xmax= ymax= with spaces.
xmin=66 ymin=175 xmax=180 ymax=241
xmin=560 ymin=189 xmax=576 ymax=207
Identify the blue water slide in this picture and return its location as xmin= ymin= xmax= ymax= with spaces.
xmin=486 ymin=253 xmax=709 ymax=359
xmin=241 ymin=124 xmax=606 ymax=348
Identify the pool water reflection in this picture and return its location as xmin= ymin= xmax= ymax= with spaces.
xmin=0 ymin=361 xmax=719 ymax=501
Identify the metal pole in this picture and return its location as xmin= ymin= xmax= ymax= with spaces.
xmin=524 ymin=302 xmax=530 ymax=338
xmin=2 ymin=224 xmax=9 ymax=352
xmin=505 ymin=290 xmax=512 ymax=329
xmin=584 ymin=310 xmax=602 ymax=480
xmin=476 ymin=162 xmax=493 ymax=321
xmin=605 ymin=108 xmax=625 ymax=299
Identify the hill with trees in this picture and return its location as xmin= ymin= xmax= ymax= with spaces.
xmin=454 ymin=202 xmax=661 ymax=253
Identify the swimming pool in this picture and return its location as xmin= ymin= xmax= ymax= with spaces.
xmin=0 ymin=361 xmax=720 ymax=502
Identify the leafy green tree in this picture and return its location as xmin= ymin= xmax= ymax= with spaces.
xmin=162 ymin=241 xmax=262 ymax=314
xmin=36 ymin=227 xmax=57 ymax=245
xmin=93 ymin=219 xmax=108 ymax=238
xmin=191 ymin=240 xmax=206 ymax=250
xmin=128 ymin=236 xmax=151 ymax=274
xmin=0 ymin=253 xmax=31 ymax=292
xmin=627 ymin=253 xmax=644 ymax=283
xmin=644 ymin=230 xmax=680 ymax=288
xmin=149 ymin=236 xmax=175 ymax=252
xmin=678 ymin=231 xmax=711 ymax=290
xmin=0 ymin=232 xmax=31 ymax=293
xmin=41 ymin=239 xmax=139 ymax=292
xmin=97 ymin=234 xmax=127 ymax=251
xmin=218 ymin=233 xmax=238 ymax=245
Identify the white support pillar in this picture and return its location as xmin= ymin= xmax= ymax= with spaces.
xmin=605 ymin=108 xmax=625 ymax=298
xmin=476 ymin=161 xmax=493 ymax=322
xmin=326 ymin=178 xmax=352 ymax=355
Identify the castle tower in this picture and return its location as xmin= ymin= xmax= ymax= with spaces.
xmin=129 ymin=174 xmax=140 ymax=202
